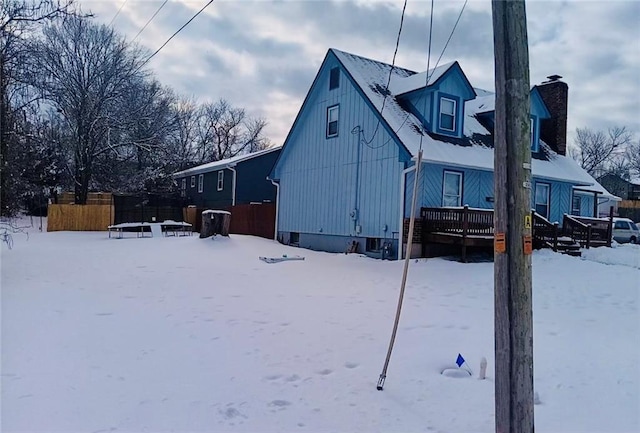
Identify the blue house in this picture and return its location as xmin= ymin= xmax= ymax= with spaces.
xmin=268 ymin=49 xmax=616 ymax=258
xmin=174 ymin=147 xmax=281 ymax=208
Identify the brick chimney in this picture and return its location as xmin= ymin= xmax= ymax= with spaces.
xmin=537 ymin=75 xmax=568 ymax=155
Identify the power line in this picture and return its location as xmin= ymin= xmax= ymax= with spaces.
xmin=430 ymin=0 xmax=468 ymax=78
xmin=109 ymin=0 xmax=129 ymax=26
xmin=138 ymin=0 xmax=215 ymax=70
xmin=417 ymin=0 xmax=435 ymax=154
xmin=360 ymin=0 xmax=408 ymax=148
xmin=132 ymin=0 xmax=169 ymax=42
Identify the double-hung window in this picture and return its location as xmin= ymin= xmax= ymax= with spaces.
xmin=197 ymin=174 xmax=204 ymax=193
xmin=181 ymin=179 xmax=186 ymax=197
xmin=191 ymin=176 xmax=195 ymax=188
xmin=439 ymin=97 xmax=456 ymax=132
xmin=534 ymin=183 xmax=550 ymax=219
xmin=443 ymin=171 xmax=463 ymax=207
xmin=217 ymin=171 xmax=224 ymax=191
xmin=571 ymin=194 xmax=582 ymax=216
xmin=327 ymin=105 xmax=339 ymax=138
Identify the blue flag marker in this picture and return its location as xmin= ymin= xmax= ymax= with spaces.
xmin=456 ymin=353 xmax=465 ymax=368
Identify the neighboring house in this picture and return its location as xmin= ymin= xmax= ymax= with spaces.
xmin=598 ymin=173 xmax=640 ymax=201
xmin=268 ymin=48 xmax=617 ymax=258
xmin=174 ymin=147 xmax=281 ymax=208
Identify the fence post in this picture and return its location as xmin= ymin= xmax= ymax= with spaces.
xmin=553 ymin=222 xmax=559 ymax=252
xmin=586 ymin=224 xmax=592 ymax=249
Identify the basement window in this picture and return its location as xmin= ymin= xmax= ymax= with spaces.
xmin=366 ymin=238 xmax=381 ymax=252
xmin=327 ymin=105 xmax=339 ymax=138
xmin=289 ymin=232 xmax=300 ymax=245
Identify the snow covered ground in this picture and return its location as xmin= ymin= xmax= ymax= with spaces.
xmin=2 ymin=220 xmax=639 ymax=432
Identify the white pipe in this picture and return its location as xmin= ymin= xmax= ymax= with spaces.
xmin=228 ymin=166 xmax=237 ymax=206
xmin=269 ymin=178 xmax=280 ymax=241
xmin=398 ymin=161 xmax=420 ymax=261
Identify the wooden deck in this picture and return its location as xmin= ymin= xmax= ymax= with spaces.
xmin=418 ymin=206 xmax=613 ymax=262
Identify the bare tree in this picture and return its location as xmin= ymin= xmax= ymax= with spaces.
xmin=166 ymin=96 xmax=199 ymax=170
xmin=1 ymin=0 xmax=79 ymax=215
xmin=195 ymin=99 xmax=269 ymax=163
xmin=626 ymin=140 xmax=640 ymax=177
xmin=34 ymin=15 xmax=147 ymax=204
xmin=573 ymin=126 xmax=633 ymax=177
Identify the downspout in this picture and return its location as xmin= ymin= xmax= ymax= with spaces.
xmin=228 ymin=166 xmax=237 ymax=206
xmin=398 ymin=161 xmax=420 ymax=261
xmin=269 ymin=178 xmax=280 ymax=241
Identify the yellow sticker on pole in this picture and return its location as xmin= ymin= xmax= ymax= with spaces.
xmin=495 ymin=233 xmax=506 ymax=253
xmin=525 ymin=215 xmax=532 ymax=230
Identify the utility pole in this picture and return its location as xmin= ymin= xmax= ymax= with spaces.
xmin=492 ymin=1 xmax=534 ymax=432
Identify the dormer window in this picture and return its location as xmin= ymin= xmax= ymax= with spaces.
xmin=440 ymin=98 xmax=456 ymax=131
xmin=330 ymin=67 xmax=340 ymax=90
xmin=436 ymin=94 xmax=459 ymax=135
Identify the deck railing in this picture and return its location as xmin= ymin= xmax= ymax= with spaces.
xmin=421 ymin=205 xmax=494 ymax=236
xmin=419 ymin=205 xmax=613 ymax=259
xmin=562 ymin=213 xmax=612 ymax=248
xmin=532 ymin=211 xmax=559 ymax=251
xmin=421 ymin=206 xmax=493 ymax=261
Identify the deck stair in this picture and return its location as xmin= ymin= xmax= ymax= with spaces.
xmin=552 ymin=236 xmax=582 ymax=257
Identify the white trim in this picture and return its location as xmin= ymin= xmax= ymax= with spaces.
xmin=442 ymin=170 xmax=463 ymax=207
xmin=198 ymin=174 xmax=204 ymax=193
xmin=327 ymin=105 xmax=339 ymax=138
xmin=439 ymin=97 xmax=456 ymax=132
xmin=217 ymin=170 xmax=224 ymax=191
xmin=270 ymin=178 xmax=280 ymax=241
xmin=229 ymin=166 xmax=237 ymax=206
xmin=398 ymin=162 xmax=420 ymax=261
xmin=534 ymin=182 xmax=550 ymax=219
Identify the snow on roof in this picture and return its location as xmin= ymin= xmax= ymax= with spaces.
xmin=173 ymin=146 xmax=281 ymax=178
xmin=332 ymin=49 xmax=613 ymax=197
xmin=630 ymin=171 xmax=640 ymax=185
xmin=388 ymin=61 xmax=456 ymax=95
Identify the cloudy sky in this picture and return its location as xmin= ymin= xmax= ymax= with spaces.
xmin=79 ymin=0 xmax=639 ymax=148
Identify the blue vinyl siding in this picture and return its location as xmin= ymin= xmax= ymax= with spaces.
xmin=274 ymin=54 xmax=407 ymax=240
xmin=179 ymin=170 xmax=232 ymax=208
xmin=406 ymin=163 xmax=494 ymax=216
xmin=531 ymin=179 xmax=573 ymax=223
xmin=405 ymin=163 xmax=578 ymax=223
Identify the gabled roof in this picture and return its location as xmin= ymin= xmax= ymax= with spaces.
xmin=274 ymin=48 xmax=614 ymax=197
xmin=388 ymin=61 xmax=456 ymax=95
xmin=173 ymin=146 xmax=281 ymax=178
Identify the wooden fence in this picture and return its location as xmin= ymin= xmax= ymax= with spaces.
xmin=47 ymin=204 xmax=114 ymax=231
xmin=57 ymin=192 xmax=112 ymax=205
xmin=184 ymin=204 xmax=276 ymax=239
